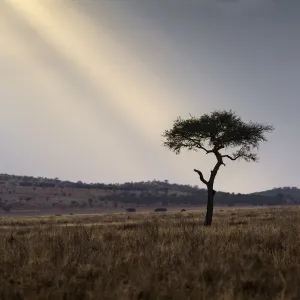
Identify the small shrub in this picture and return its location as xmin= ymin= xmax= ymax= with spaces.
xmin=126 ymin=208 xmax=136 ymax=212
xmin=154 ymin=208 xmax=167 ymax=212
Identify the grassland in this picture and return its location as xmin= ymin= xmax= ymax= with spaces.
xmin=1 ymin=206 xmax=300 ymax=300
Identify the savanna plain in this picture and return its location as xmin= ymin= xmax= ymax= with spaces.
xmin=1 ymin=206 xmax=300 ymax=300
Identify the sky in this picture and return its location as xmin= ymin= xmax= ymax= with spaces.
xmin=1 ymin=0 xmax=300 ymax=193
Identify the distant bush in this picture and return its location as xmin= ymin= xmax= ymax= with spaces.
xmin=71 ymin=200 xmax=78 ymax=207
xmin=1 ymin=204 xmax=12 ymax=213
xmin=126 ymin=208 xmax=136 ymax=212
xmin=39 ymin=183 xmax=55 ymax=188
xmin=79 ymin=201 xmax=88 ymax=208
xmin=154 ymin=208 xmax=167 ymax=212
xmin=19 ymin=182 xmax=32 ymax=187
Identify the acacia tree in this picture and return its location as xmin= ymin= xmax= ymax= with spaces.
xmin=162 ymin=110 xmax=274 ymax=226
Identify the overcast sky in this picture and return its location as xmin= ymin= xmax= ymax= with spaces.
xmin=1 ymin=0 xmax=299 ymax=193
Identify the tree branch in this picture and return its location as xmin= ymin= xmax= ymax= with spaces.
xmin=221 ymin=154 xmax=242 ymax=161
xmin=193 ymin=169 xmax=208 ymax=185
xmin=186 ymin=137 xmax=213 ymax=154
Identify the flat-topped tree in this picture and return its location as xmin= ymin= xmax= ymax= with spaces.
xmin=162 ymin=110 xmax=274 ymax=226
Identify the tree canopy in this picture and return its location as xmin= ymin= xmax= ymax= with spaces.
xmin=162 ymin=110 xmax=274 ymax=163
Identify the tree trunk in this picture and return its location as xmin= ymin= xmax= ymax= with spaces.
xmin=204 ymin=187 xmax=214 ymax=226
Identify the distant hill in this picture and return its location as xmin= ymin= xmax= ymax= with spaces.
xmin=251 ymin=187 xmax=300 ymax=199
xmin=0 ymin=173 xmax=299 ymax=213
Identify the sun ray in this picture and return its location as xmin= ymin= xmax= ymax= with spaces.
xmin=2 ymin=0 xmax=201 ymax=183
xmin=0 ymin=6 xmax=147 ymax=177
xmin=4 ymin=0 xmax=184 ymax=141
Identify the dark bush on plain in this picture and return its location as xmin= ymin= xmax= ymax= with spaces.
xmin=126 ymin=208 xmax=136 ymax=212
xmin=154 ymin=208 xmax=167 ymax=212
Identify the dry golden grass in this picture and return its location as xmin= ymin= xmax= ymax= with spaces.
xmin=1 ymin=206 xmax=300 ymax=300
